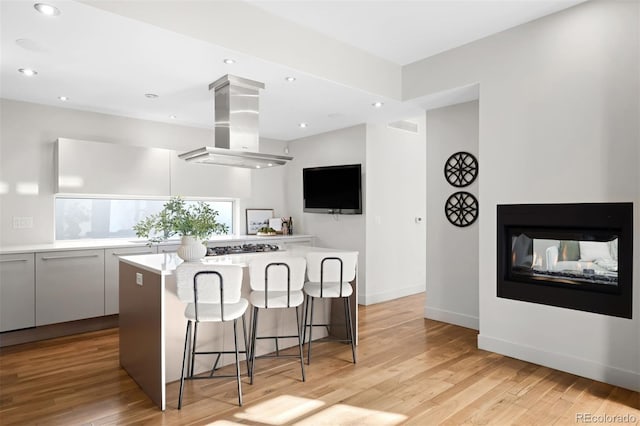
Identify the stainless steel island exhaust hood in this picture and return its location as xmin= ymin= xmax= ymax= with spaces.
xmin=179 ymin=74 xmax=293 ymax=168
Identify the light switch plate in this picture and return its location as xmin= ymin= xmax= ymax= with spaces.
xmin=136 ymin=272 xmax=143 ymax=286
xmin=13 ymin=216 xmax=33 ymax=229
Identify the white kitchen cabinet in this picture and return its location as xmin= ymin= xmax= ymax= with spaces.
xmin=105 ymin=246 xmax=156 ymax=315
xmin=35 ymin=249 xmax=105 ymax=326
xmin=0 ymin=253 xmax=35 ymax=332
xmin=157 ymin=244 xmax=181 ymax=254
xmin=55 ymin=138 xmax=171 ymax=196
xmin=275 ymin=237 xmax=313 ymax=250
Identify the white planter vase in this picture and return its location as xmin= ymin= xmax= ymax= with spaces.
xmin=177 ymin=236 xmax=206 ymax=262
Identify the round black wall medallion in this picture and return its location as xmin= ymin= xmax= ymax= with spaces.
xmin=445 ymin=191 xmax=478 ymax=227
xmin=444 ymin=151 xmax=478 ymax=187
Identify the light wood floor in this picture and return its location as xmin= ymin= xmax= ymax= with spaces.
xmin=1 ymin=294 xmax=638 ymax=425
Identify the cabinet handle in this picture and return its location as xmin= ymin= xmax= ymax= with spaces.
xmin=112 ymin=251 xmax=152 ymax=256
xmin=0 ymin=258 xmax=29 ymax=263
xmin=41 ymin=254 xmax=100 ymax=261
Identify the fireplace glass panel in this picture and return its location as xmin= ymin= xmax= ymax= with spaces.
xmin=509 ymin=232 xmax=618 ymax=287
xmin=497 ymin=203 xmax=632 ymax=318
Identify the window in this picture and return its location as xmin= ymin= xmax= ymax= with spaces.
xmin=55 ymin=197 xmax=234 ymax=240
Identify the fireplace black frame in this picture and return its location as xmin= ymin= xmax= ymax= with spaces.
xmin=497 ymin=203 xmax=633 ymax=318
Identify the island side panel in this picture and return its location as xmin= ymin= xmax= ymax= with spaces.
xmin=119 ymin=261 xmax=164 ymax=410
xmin=329 ymin=275 xmax=358 ymax=343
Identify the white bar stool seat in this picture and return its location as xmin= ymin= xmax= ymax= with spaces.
xmin=183 ymin=299 xmax=248 ymax=322
xmin=303 ymin=281 xmax=353 ymax=298
xmin=249 ymin=290 xmax=305 ymax=309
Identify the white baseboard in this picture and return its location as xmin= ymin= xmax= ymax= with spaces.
xmin=360 ymin=284 xmax=424 ymax=305
xmin=424 ymin=306 xmax=479 ymax=330
xmin=478 ymin=334 xmax=640 ymax=392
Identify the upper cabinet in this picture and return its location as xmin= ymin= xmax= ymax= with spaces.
xmin=55 ymin=138 xmax=171 ymax=196
xmin=54 ymin=138 xmax=254 ymax=199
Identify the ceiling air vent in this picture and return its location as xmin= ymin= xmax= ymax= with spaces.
xmin=387 ymin=120 xmax=419 ymax=134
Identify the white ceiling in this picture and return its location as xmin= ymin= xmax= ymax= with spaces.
xmin=0 ymin=0 xmax=585 ymax=141
xmin=248 ymin=0 xmax=586 ymax=66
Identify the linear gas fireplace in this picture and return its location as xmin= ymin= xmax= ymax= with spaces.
xmin=497 ymin=203 xmax=633 ymax=318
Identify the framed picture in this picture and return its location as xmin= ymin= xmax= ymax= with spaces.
xmin=246 ymin=209 xmax=274 ymax=235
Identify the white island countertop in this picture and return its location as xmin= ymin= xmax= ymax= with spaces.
xmin=0 ymin=234 xmax=314 ymax=255
xmin=119 ymin=244 xmax=352 ymax=276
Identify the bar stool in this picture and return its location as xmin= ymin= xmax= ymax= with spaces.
xmin=302 ymin=252 xmax=357 ymax=364
xmin=176 ymin=263 xmax=249 ymax=408
xmin=248 ymin=256 xmax=307 ymax=384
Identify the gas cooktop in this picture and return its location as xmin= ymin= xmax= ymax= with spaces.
xmin=206 ymin=243 xmax=280 ymax=257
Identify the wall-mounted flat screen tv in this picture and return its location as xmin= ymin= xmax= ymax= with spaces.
xmin=303 ymin=164 xmax=362 ymax=214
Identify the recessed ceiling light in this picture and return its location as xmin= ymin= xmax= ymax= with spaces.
xmin=145 ymin=93 xmax=159 ymax=99
xmin=58 ymin=96 xmax=68 ymax=101
xmin=18 ymin=68 xmax=37 ymax=76
xmin=170 ymin=115 xmax=177 ymax=119
xmin=372 ymin=101 xmax=384 ymax=108
xmin=34 ymin=3 xmax=60 ymax=16
xmin=223 ymin=58 xmax=236 ymax=64
xmin=299 ymin=122 xmax=308 ymax=128
xmin=285 ymin=76 xmax=296 ymax=82
xmin=255 ymin=165 xmax=261 ymax=169
xmin=267 ymin=163 xmax=273 ymax=167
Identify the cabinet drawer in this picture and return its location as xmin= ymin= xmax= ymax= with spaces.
xmin=36 ymin=249 xmax=105 ymax=326
xmin=157 ymin=244 xmax=180 ymax=254
xmin=0 ymin=253 xmax=35 ymax=332
xmin=278 ymin=238 xmax=312 ymax=249
xmin=105 ymin=247 xmax=155 ymax=315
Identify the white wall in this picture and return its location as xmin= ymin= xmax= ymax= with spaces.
xmin=365 ymin=119 xmax=426 ymax=305
xmin=236 ymin=137 xmax=290 ymax=234
xmin=285 ymin=125 xmax=367 ymax=295
xmin=404 ymin=0 xmax=640 ymax=390
xmin=425 ymin=101 xmax=479 ymax=329
xmin=0 ymin=99 xmax=288 ymax=246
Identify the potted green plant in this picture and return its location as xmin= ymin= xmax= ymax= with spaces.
xmin=133 ymin=197 xmax=228 ymax=262
xmin=256 ymin=226 xmax=277 ymax=236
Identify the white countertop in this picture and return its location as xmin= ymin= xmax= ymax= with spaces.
xmin=119 ymin=245 xmax=357 ymax=276
xmin=0 ymin=234 xmax=314 ymax=255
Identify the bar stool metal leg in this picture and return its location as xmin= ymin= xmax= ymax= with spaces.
xmin=345 ymin=297 xmax=356 ymax=363
xmin=250 ymin=306 xmax=259 ymax=384
xmin=178 ymin=320 xmax=192 ymax=409
xmin=189 ymin=321 xmax=199 ymax=377
xmin=307 ymin=296 xmax=315 ymax=365
xmin=302 ymin=295 xmax=310 ymax=345
xmin=242 ymin=315 xmax=250 ymax=379
xmin=295 ymin=306 xmax=306 ymax=381
xmin=233 ymin=318 xmax=243 ymax=406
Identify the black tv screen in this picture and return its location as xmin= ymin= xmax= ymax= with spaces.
xmin=303 ymin=164 xmax=362 ymax=214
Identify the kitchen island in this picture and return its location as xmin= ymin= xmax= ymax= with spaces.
xmin=118 ymin=246 xmax=358 ymax=410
